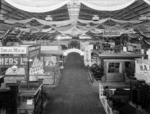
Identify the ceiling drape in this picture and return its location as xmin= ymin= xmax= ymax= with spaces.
xmin=4 ymin=0 xmax=139 ymax=12
xmin=80 ymin=0 xmax=136 ymax=11
xmin=4 ymin=0 xmax=70 ymax=12
xmin=143 ymin=0 xmax=150 ymax=5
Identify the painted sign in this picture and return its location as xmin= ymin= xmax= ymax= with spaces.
xmin=29 ymin=49 xmax=40 ymax=58
xmin=0 ymin=56 xmax=27 ymax=67
xmin=135 ymin=59 xmax=150 ymax=83
xmin=28 ymin=45 xmax=41 ymax=58
xmin=29 ymin=57 xmax=44 ymax=75
xmin=44 ymin=56 xmax=57 ymax=67
xmin=0 ymin=47 xmax=27 ymax=54
xmin=28 ymin=45 xmax=40 ymax=52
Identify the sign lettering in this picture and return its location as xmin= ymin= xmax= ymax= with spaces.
xmin=0 ymin=47 xmax=27 ymax=54
xmin=0 ymin=57 xmax=27 ymax=67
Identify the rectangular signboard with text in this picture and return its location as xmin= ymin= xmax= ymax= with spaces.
xmin=0 ymin=47 xmax=27 ymax=54
xmin=0 ymin=56 xmax=27 ymax=67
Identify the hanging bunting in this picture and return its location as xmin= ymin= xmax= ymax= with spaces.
xmin=135 ymin=26 xmax=150 ymax=38
xmin=0 ymin=28 xmax=11 ymax=39
xmin=144 ymin=39 xmax=150 ymax=45
xmin=4 ymin=17 xmax=76 ymax=27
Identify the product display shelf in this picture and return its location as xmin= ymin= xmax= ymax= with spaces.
xmin=17 ymin=82 xmax=43 ymax=114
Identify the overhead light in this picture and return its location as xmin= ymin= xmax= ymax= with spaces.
xmin=45 ymin=15 xmax=53 ymax=21
xmin=92 ymin=15 xmax=99 ymax=21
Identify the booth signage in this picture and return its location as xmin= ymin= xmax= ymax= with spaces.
xmin=30 ymin=57 xmax=44 ymax=75
xmin=28 ymin=45 xmax=40 ymax=52
xmin=28 ymin=45 xmax=40 ymax=58
xmin=103 ymin=30 xmax=121 ymax=37
xmin=135 ymin=59 xmax=150 ymax=83
xmin=0 ymin=57 xmax=27 ymax=67
xmin=29 ymin=50 xmax=40 ymax=58
xmin=0 ymin=47 xmax=27 ymax=54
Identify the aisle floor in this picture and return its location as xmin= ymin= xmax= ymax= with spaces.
xmin=43 ymin=53 xmax=105 ymax=114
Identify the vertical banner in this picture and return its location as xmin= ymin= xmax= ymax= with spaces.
xmin=135 ymin=59 xmax=150 ymax=83
xmin=27 ymin=45 xmax=44 ymax=81
xmin=84 ymin=45 xmax=91 ymax=66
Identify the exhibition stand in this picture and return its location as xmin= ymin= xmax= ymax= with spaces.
xmin=0 ymin=45 xmax=46 ymax=114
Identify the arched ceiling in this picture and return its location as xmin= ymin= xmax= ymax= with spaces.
xmin=0 ymin=0 xmax=150 ymax=41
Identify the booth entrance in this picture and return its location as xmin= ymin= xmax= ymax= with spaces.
xmin=63 ymin=48 xmax=84 ymax=64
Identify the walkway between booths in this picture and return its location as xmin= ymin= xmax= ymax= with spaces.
xmin=43 ymin=53 xmax=105 ymax=114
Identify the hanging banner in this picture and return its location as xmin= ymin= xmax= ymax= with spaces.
xmin=135 ymin=59 xmax=150 ymax=83
xmin=84 ymin=46 xmax=91 ymax=66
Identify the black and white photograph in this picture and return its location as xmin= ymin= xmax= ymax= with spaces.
xmin=0 ymin=0 xmax=150 ymax=114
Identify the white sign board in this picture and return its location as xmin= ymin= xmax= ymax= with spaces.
xmin=135 ymin=59 xmax=150 ymax=83
xmin=0 ymin=47 xmax=27 ymax=54
xmin=41 ymin=46 xmax=60 ymax=51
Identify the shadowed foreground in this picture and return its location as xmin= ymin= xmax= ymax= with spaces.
xmin=43 ymin=53 xmax=105 ymax=114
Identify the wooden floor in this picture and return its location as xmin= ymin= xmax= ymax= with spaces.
xmin=43 ymin=53 xmax=105 ymax=114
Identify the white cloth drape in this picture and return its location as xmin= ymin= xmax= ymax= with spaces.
xmin=4 ymin=0 xmax=70 ymax=12
xmin=80 ymin=0 xmax=136 ymax=11
xmin=143 ymin=0 xmax=150 ymax=4
xmin=4 ymin=18 xmax=76 ymax=27
xmin=78 ymin=18 xmax=141 ymax=25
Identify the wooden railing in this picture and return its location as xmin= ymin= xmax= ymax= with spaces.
xmin=99 ymin=83 xmax=113 ymax=114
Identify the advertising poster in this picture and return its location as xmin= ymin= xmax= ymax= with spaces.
xmin=135 ymin=59 xmax=150 ymax=83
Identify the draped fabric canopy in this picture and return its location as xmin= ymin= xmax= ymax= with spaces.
xmin=2 ymin=0 xmax=150 ymax=39
xmin=3 ymin=17 xmax=142 ymax=27
xmin=80 ymin=0 xmax=136 ymax=11
xmin=4 ymin=0 xmax=70 ymax=12
xmin=5 ymin=0 xmax=150 ymax=13
xmin=144 ymin=0 xmax=150 ymax=4
xmin=3 ymin=16 xmax=149 ymax=37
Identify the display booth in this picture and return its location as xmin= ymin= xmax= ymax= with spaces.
xmin=0 ymin=45 xmax=46 ymax=114
xmin=99 ymin=52 xmax=144 ymax=82
xmin=40 ymin=46 xmax=62 ymax=85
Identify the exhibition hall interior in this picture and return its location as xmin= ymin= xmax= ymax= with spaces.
xmin=0 ymin=0 xmax=150 ymax=114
